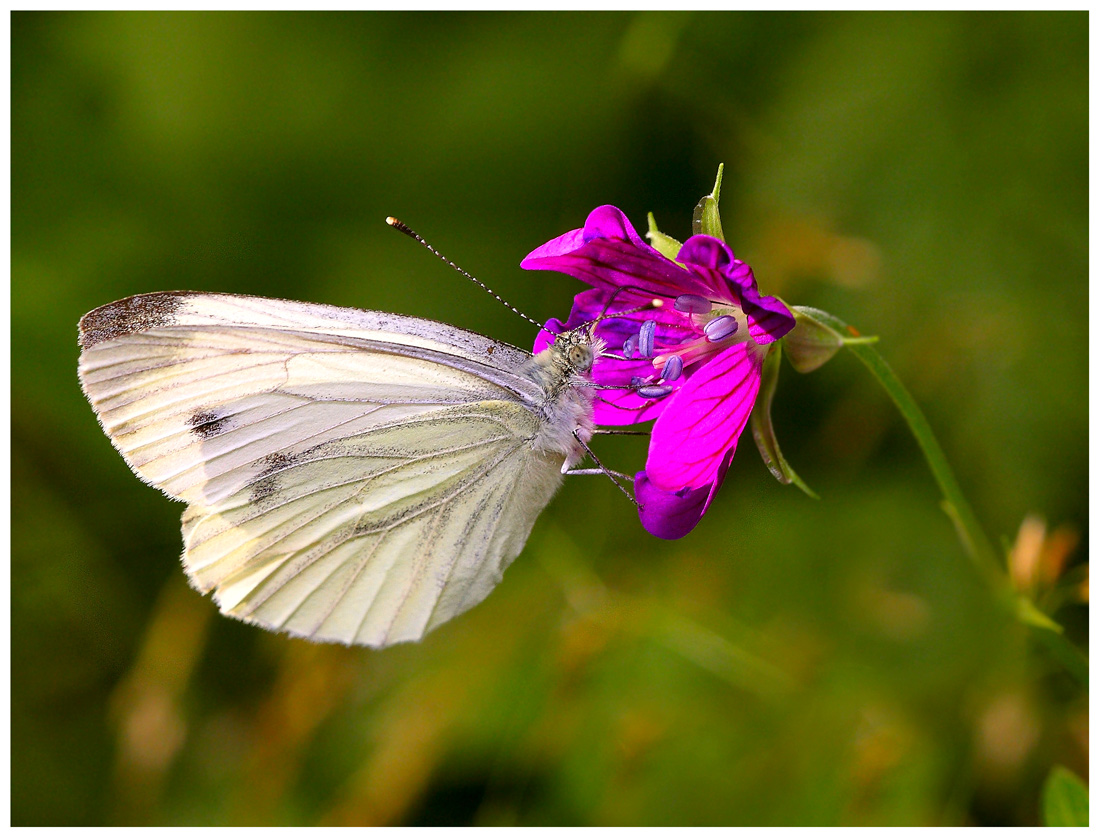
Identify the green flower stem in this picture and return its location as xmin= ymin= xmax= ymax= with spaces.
xmin=809 ymin=311 xmax=1087 ymax=686
xmin=810 ymin=310 xmax=1001 ymax=583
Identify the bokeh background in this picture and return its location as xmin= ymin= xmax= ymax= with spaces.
xmin=12 ymin=11 xmax=1087 ymax=826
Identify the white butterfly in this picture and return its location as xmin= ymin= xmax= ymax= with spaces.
xmin=78 ymin=291 xmax=605 ymax=648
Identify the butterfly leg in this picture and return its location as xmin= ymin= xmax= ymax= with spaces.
xmin=570 ymin=430 xmax=640 ymax=507
xmin=565 ymin=467 xmax=634 ymax=481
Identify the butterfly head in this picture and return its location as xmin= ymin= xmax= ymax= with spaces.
xmin=553 ymin=327 xmax=603 ymax=375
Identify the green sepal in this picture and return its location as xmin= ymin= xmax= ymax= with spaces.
xmin=692 ymin=164 xmax=726 ymax=241
xmin=646 ymin=212 xmax=683 ymax=261
xmin=1014 ymin=595 xmax=1064 ymax=634
xmin=785 ymin=306 xmax=845 ymax=373
xmin=787 ymin=306 xmax=878 ymax=374
xmin=751 ymin=343 xmax=818 ymax=498
xmin=1042 ymin=766 xmax=1089 ymax=827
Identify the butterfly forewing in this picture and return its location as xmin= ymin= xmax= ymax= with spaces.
xmin=79 ymin=293 xmax=542 ymax=504
xmin=79 ymin=292 xmax=574 ymax=647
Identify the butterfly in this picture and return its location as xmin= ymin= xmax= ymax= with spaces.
xmin=78 ymin=291 xmax=606 ymax=648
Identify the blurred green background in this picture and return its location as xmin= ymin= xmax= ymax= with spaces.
xmin=12 ymin=11 xmax=1087 ymax=826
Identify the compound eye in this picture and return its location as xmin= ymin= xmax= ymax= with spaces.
xmin=568 ymin=344 xmax=590 ymax=367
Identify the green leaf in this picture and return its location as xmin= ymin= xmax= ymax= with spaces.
xmin=646 ymin=212 xmax=683 ymax=261
xmin=1043 ymin=766 xmax=1088 ymax=826
xmin=692 ymin=164 xmax=726 ymax=241
xmin=750 ymin=344 xmax=818 ymax=498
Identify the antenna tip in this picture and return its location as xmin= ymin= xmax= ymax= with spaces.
xmin=651 ymin=298 xmax=664 ymax=308
xmin=386 ymin=216 xmax=416 ymax=238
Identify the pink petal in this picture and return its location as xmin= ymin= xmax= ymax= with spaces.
xmin=523 ymin=226 xmax=588 ymax=261
xmin=645 ymin=342 xmax=763 ymax=491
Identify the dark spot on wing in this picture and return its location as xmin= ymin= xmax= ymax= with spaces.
xmin=78 ymin=292 xmax=190 ymax=349
xmin=250 ymin=452 xmax=297 ymax=503
xmin=188 ymin=410 xmax=229 ymax=439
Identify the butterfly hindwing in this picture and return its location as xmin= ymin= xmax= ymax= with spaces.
xmin=182 ymin=403 xmax=564 ymax=647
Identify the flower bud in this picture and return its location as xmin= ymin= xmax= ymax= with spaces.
xmin=784 ymin=306 xmax=845 ymax=373
xmin=692 ymin=164 xmax=726 ymax=241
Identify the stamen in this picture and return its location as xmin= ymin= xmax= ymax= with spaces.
xmin=595 ymin=395 xmax=659 ymax=412
xmin=622 ymin=334 xmax=637 ymax=358
xmin=703 ymin=315 xmax=738 ymax=342
xmin=674 ymin=293 xmax=712 ymax=314
xmin=636 ymin=384 xmax=674 ymax=399
xmin=661 ymin=355 xmax=684 ymax=381
xmin=638 ymin=320 xmax=656 ymax=357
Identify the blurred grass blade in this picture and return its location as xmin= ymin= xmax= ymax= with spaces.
xmin=651 ymin=610 xmax=794 ymax=698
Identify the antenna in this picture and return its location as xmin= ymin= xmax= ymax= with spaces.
xmin=386 ymin=217 xmax=547 ymax=332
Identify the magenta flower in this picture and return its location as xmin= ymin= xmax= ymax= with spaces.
xmin=523 ymin=205 xmax=795 ymax=539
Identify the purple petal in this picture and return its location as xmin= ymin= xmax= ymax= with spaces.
xmin=678 ymin=234 xmax=794 ymax=345
xmin=645 ymin=342 xmax=763 ymax=492
xmin=521 ymin=206 xmax=716 ymax=301
xmin=636 ymin=474 xmax=712 ymax=539
xmin=678 ymin=235 xmax=755 ymax=295
xmin=634 ymin=448 xmax=732 ymax=539
xmin=741 ymin=285 xmax=796 ymax=344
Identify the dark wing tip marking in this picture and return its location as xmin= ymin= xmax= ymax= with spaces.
xmin=78 ymin=292 xmax=193 ymax=349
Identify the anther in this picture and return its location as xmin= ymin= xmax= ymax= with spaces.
xmin=636 ymin=384 xmax=674 ymax=399
xmin=661 ymin=355 xmax=683 ymax=381
xmin=674 ymin=294 xmax=712 ymax=314
xmin=638 ymin=320 xmax=656 ymax=357
xmin=703 ymin=315 xmax=738 ymax=342
xmin=622 ymin=334 xmax=637 ymax=358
